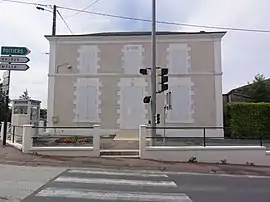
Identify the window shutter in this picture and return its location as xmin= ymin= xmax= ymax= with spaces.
xmin=78 ymin=45 xmax=99 ymax=74
xmin=78 ymin=85 xmax=88 ymax=120
xmin=168 ymin=85 xmax=192 ymax=122
xmin=122 ymin=45 xmax=143 ymax=74
xmin=86 ymin=85 xmax=98 ymax=121
xmin=168 ymin=45 xmax=189 ymax=74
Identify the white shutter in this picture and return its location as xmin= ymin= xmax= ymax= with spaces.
xmin=122 ymin=45 xmax=143 ymax=74
xmin=120 ymin=86 xmax=145 ymax=129
xmin=168 ymin=85 xmax=192 ymax=122
xmin=78 ymin=85 xmax=88 ymax=120
xmin=86 ymin=85 xmax=98 ymax=121
xmin=75 ymin=78 xmax=100 ymax=122
xmin=168 ymin=44 xmax=189 ymax=74
xmin=78 ymin=45 xmax=99 ymax=74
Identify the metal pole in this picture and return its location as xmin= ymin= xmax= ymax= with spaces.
xmin=2 ymin=70 xmax=10 ymax=146
xmin=52 ymin=5 xmax=57 ymax=36
xmin=151 ymin=0 xmax=157 ymax=137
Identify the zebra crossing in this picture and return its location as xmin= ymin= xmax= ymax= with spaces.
xmin=23 ymin=168 xmax=193 ymax=202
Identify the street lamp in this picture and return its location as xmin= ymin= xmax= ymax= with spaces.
xmin=36 ymin=5 xmax=57 ymax=36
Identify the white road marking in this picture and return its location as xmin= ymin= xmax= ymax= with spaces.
xmin=68 ymin=169 xmax=168 ymax=177
xmin=36 ymin=188 xmax=192 ymax=201
xmin=54 ymin=176 xmax=177 ymax=187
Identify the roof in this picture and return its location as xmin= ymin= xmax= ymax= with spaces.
xmin=45 ymin=31 xmax=226 ymax=38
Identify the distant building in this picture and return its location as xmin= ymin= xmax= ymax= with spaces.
xmin=45 ymin=31 xmax=226 ymax=137
xmin=223 ymin=78 xmax=270 ymax=104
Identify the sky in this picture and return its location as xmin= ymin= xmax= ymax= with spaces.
xmin=0 ymin=0 xmax=270 ymax=108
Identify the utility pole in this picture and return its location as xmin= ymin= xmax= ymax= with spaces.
xmin=2 ymin=70 xmax=10 ymax=146
xmin=151 ymin=0 xmax=157 ymax=137
xmin=52 ymin=5 xmax=57 ymax=36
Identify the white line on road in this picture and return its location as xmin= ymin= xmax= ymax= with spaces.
xmin=36 ymin=188 xmax=192 ymax=201
xmin=68 ymin=169 xmax=168 ymax=177
xmin=54 ymin=176 xmax=177 ymax=187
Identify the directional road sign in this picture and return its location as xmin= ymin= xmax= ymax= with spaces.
xmin=1 ymin=46 xmax=31 ymax=56
xmin=0 ymin=63 xmax=30 ymax=71
xmin=0 ymin=56 xmax=30 ymax=63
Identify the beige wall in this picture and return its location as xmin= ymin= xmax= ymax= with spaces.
xmin=47 ymin=33 xmax=224 ymax=133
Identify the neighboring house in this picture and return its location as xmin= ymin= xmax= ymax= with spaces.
xmin=223 ymin=78 xmax=270 ymax=104
xmin=45 ymin=31 xmax=226 ymax=137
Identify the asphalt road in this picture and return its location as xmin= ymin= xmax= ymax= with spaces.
xmin=19 ymin=167 xmax=270 ymax=202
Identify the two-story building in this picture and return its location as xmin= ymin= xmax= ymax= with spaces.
xmin=45 ymin=31 xmax=226 ymax=137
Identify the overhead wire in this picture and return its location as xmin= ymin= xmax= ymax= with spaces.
xmin=57 ymin=6 xmax=270 ymax=33
xmin=0 ymin=0 xmax=50 ymax=7
xmin=65 ymin=0 xmax=102 ymax=19
xmin=57 ymin=10 xmax=74 ymax=34
xmin=1 ymin=0 xmax=270 ymax=34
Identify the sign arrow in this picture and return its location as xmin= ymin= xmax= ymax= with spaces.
xmin=1 ymin=46 xmax=31 ymax=56
xmin=0 ymin=56 xmax=30 ymax=63
xmin=0 ymin=63 xmax=30 ymax=71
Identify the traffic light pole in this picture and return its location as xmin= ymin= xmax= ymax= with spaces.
xmin=151 ymin=0 xmax=157 ymax=137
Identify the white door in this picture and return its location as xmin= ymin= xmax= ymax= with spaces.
xmin=120 ymin=86 xmax=145 ymax=129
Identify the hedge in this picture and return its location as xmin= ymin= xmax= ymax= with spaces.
xmin=228 ymin=103 xmax=270 ymax=138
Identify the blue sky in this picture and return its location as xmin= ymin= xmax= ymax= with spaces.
xmin=0 ymin=0 xmax=270 ymax=108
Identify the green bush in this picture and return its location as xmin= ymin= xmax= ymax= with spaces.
xmin=228 ymin=103 xmax=270 ymax=138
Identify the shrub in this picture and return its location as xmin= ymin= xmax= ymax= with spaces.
xmin=228 ymin=103 xmax=270 ymax=138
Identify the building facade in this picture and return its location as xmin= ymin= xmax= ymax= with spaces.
xmin=46 ymin=31 xmax=226 ymax=137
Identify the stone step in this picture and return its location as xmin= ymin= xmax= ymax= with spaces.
xmin=100 ymin=149 xmax=139 ymax=157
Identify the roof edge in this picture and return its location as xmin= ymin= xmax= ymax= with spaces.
xmin=45 ymin=31 xmax=226 ymax=40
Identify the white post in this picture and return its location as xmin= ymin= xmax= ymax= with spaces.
xmin=139 ymin=125 xmax=147 ymax=158
xmin=92 ymin=125 xmax=100 ymax=156
xmin=22 ymin=124 xmax=34 ymax=153
xmin=0 ymin=122 xmax=4 ymax=140
xmin=39 ymin=121 xmax=45 ymax=135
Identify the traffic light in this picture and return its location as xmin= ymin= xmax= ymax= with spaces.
xmin=139 ymin=68 xmax=148 ymax=75
xmin=159 ymin=68 xmax=169 ymax=93
xmin=155 ymin=114 xmax=160 ymax=124
xmin=143 ymin=96 xmax=151 ymax=103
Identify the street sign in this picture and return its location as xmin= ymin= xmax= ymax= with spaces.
xmin=0 ymin=63 xmax=30 ymax=71
xmin=0 ymin=56 xmax=30 ymax=63
xmin=1 ymin=46 xmax=31 ymax=56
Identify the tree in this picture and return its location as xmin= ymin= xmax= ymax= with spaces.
xmin=19 ymin=88 xmax=31 ymax=100
xmin=248 ymin=74 xmax=270 ymax=102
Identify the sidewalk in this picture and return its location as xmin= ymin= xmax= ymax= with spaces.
xmin=1 ymin=142 xmax=270 ymax=176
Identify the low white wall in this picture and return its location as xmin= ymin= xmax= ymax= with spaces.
xmin=22 ymin=125 xmax=101 ymax=157
xmin=142 ymin=146 xmax=270 ymax=166
xmin=139 ymin=125 xmax=270 ymax=166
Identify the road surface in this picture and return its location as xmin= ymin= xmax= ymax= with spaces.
xmin=1 ymin=164 xmax=270 ymax=202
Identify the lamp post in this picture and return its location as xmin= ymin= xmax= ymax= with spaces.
xmin=36 ymin=5 xmax=57 ymax=36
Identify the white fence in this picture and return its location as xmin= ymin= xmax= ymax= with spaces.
xmin=139 ymin=125 xmax=270 ymax=166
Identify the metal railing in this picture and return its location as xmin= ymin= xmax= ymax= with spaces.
xmin=10 ymin=125 xmax=24 ymax=144
xmin=145 ymin=126 xmax=270 ymax=147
